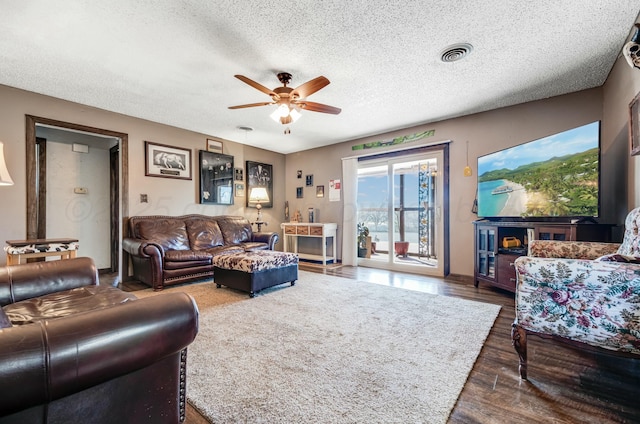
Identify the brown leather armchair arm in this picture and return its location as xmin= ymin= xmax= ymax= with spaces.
xmin=0 ymin=292 xmax=199 ymax=418
xmin=0 ymin=257 xmax=98 ymax=306
xmin=252 ymin=232 xmax=279 ymax=250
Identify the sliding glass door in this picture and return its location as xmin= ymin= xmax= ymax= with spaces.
xmin=356 ymin=150 xmax=444 ymax=275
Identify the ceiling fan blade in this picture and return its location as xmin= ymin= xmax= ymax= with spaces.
xmin=228 ymin=102 xmax=274 ymax=110
xmin=294 ymin=100 xmax=341 ymax=115
xmin=234 ymin=75 xmax=277 ymax=97
xmin=291 ymin=76 xmax=330 ymax=99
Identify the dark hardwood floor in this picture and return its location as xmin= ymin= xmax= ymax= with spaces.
xmin=136 ymin=264 xmax=639 ymax=424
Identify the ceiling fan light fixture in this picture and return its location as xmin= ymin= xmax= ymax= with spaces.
xmin=270 ymin=104 xmax=301 ymax=125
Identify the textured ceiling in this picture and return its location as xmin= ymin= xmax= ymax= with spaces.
xmin=1 ymin=1 xmax=639 ymax=154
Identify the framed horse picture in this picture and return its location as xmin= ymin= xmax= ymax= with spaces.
xmin=145 ymin=141 xmax=192 ymax=180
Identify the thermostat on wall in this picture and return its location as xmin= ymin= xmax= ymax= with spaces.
xmin=74 ymin=187 xmax=88 ymax=194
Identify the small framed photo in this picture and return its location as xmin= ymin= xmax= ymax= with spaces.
xmin=305 ymin=174 xmax=313 ymax=187
xmin=207 ymin=138 xmax=223 ymax=153
xmin=316 ymin=185 xmax=324 ymax=198
xmin=235 ymin=167 xmax=244 ymax=181
xmin=145 ymin=141 xmax=192 ymax=180
xmin=630 ymin=91 xmax=640 ymax=156
xmin=297 ymin=170 xmax=302 ymax=178
xmin=235 ymin=183 xmax=245 ymax=197
xmin=296 ymin=187 xmax=303 ymax=198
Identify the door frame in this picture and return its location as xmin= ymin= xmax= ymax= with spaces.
xmin=25 ymin=115 xmax=129 ymax=278
xmin=356 ymin=144 xmax=450 ymax=276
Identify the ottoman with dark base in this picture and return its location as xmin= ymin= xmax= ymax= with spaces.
xmin=213 ymin=250 xmax=299 ymax=297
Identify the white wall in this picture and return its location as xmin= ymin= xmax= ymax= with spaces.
xmin=46 ymin=141 xmax=111 ymax=268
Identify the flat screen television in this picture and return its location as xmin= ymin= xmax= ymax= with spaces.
xmin=477 ymin=121 xmax=600 ymax=220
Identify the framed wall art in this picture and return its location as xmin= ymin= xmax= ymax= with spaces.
xmin=246 ymin=161 xmax=273 ymax=208
xmin=305 ymin=174 xmax=313 ymax=186
xmin=296 ymin=187 xmax=303 ymax=198
xmin=207 ymin=138 xmax=223 ymax=153
xmin=316 ymin=185 xmax=324 ymax=198
xmin=198 ymin=150 xmax=233 ymax=204
xmin=145 ymin=141 xmax=192 ymax=180
xmin=630 ymin=91 xmax=640 ymax=156
xmin=235 ymin=183 xmax=245 ymax=197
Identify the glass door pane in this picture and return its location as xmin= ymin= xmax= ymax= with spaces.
xmin=356 ymin=150 xmax=444 ymax=276
xmin=357 ymin=165 xmax=389 ymax=262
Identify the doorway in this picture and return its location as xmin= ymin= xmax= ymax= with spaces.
xmin=356 ymin=148 xmax=448 ymax=276
xmin=25 ymin=116 xmax=129 ymax=278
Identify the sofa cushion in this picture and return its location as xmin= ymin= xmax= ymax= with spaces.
xmin=136 ymin=219 xmax=191 ymax=251
xmin=3 ymin=286 xmax=137 ymax=326
xmin=185 ymin=218 xmax=225 ymax=250
xmin=241 ymin=242 xmax=270 ymax=251
xmin=218 ymin=217 xmax=253 ymax=245
xmin=0 ymin=308 xmax=11 ymax=328
xmin=164 ymin=250 xmax=212 ymax=270
xmin=203 ymin=245 xmax=245 ymax=256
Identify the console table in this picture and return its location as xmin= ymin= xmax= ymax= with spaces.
xmin=280 ymin=223 xmax=337 ymax=265
xmin=5 ymin=238 xmax=79 ymax=265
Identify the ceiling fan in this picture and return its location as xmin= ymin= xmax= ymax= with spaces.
xmin=228 ymin=72 xmax=341 ymax=125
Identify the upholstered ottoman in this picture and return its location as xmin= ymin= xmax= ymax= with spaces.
xmin=213 ymin=251 xmax=298 ymax=297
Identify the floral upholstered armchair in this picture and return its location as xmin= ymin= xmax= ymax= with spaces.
xmin=512 ymin=207 xmax=640 ymax=380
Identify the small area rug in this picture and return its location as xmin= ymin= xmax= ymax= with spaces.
xmin=137 ymin=271 xmax=500 ymax=423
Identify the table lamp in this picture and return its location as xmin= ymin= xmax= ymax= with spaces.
xmin=249 ymin=187 xmax=269 ymax=223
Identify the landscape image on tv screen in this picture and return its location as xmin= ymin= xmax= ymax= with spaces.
xmin=477 ymin=121 xmax=600 ymax=218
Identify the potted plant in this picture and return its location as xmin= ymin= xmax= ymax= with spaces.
xmin=357 ymin=223 xmax=370 ymax=258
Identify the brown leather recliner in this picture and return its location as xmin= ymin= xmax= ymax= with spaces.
xmin=0 ymin=257 xmax=199 ymax=424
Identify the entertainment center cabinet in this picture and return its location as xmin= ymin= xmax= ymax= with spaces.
xmin=473 ymin=220 xmax=613 ymax=292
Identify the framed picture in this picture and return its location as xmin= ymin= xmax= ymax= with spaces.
xmin=630 ymin=91 xmax=640 ymax=156
xmin=207 ymin=138 xmax=223 ymax=153
xmin=234 ymin=167 xmax=244 ymax=181
xmin=235 ymin=183 xmax=245 ymax=197
xmin=199 ymin=150 xmax=233 ymax=204
xmin=316 ymin=185 xmax=324 ymax=198
xmin=297 ymin=170 xmax=302 ymax=178
xmin=306 ymin=174 xmax=313 ymax=186
xmin=145 ymin=141 xmax=192 ymax=180
xmin=246 ymin=161 xmax=273 ymax=208
xmin=296 ymin=187 xmax=303 ymax=198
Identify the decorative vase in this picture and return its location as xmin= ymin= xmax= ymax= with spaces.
xmin=394 ymin=241 xmax=410 ymax=258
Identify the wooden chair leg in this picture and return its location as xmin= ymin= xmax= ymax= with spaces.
xmin=511 ymin=322 xmax=528 ymax=380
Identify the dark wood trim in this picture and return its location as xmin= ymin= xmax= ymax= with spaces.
xmin=25 ymin=115 xmax=129 ymax=280
xmin=36 ymin=137 xmax=46 ymax=239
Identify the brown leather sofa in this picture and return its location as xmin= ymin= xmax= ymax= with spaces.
xmin=0 ymin=257 xmax=199 ymax=424
xmin=123 ymin=214 xmax=279 ymax=290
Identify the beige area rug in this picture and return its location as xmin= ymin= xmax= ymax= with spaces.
xmin=136 ymin=271 xmax=501 ymax=423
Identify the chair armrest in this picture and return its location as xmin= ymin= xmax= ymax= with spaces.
xmin=527 ymin=240 xmax=620 ymax=259
xmin=252 ymin=232 xmax=279 ymax=250
xmin=0 ymin=292 xmax=199 ymax=416
xmin=513 ymin=256 xmax=640 ymax=354
xmin=122 ymin=237 xmax=165 ymax=259
xmin=0 ymin=257 xmax=98 ymax=306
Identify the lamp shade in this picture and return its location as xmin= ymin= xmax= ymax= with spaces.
xmin=249 ymin=187 xmax=269 ymax=203
xmin=0 ymin=142 xmax=14 ymax=186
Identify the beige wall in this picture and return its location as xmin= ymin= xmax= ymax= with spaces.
xmin=1 ymin=44 xmax=638 ymax=276
xmin=285 ymin=88 xmax=625 ymax=277
xmin=0 ymin=84 xmax=285 ymax=266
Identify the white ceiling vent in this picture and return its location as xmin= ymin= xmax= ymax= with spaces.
xmin=440 ymin=43 xmax=473 ymax=63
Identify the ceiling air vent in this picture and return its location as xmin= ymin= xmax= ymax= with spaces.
xmin=440 ymin=43 xmax=473 ymax=63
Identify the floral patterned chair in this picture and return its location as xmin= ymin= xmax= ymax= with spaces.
xmin=512 ymin=207 xmax=640 ymax=380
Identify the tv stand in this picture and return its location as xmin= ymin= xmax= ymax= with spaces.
xmin=474 ymin=220 xmax=613 ymax=292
